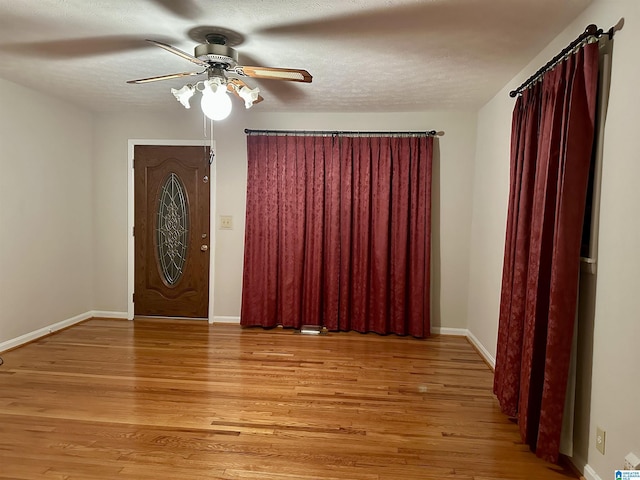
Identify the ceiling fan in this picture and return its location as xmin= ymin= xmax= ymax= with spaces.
xmin=127 ymin=31 xmax=312 ymax=119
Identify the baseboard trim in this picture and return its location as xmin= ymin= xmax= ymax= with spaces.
xmin=583 ymin=464 xmax=602 ymax=480
xmin=209 ymin=322 xmax=483 ymax=335
xmin=431 ymin=326 xmax=468 ymax=336
xmin=432 ymin=327 xmax=496 ymax=371
xmin=213 ymin=316 xmax=241 ymax=324
xmin=91 ymin=311 xmax=128 ymax=319
xmin=466 ymin=329 xmax=496 ymax=369
xmin=561 ymin=454 xmax=587 ymax=480
xmin=569 ymin=454 xmax=587 ymax=479
xmin=0 ymin=311 xmax=93 ymax=353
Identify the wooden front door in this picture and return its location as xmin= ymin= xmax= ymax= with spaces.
xmin=134 ymin=145 xmax=210 ymax=318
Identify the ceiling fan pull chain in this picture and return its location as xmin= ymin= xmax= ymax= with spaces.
xmin=202 ymin=112 xmax=207 ymax=163
xmin=214 ymin=120 xmax=216 ymax=165
xmin=201 ymin=114 xmax=215 ymax=166
xmin=203 ymin=110 xmax=207 ymax=138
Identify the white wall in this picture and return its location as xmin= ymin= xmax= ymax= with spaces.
xmin=0 ymin=78 xmax=94 ymax=344
xmin=92 ymin=109 xmax=205 ymax=313
xmin=466 ymin=0 xmax=640 ymax=478
xmin=4 ymin=4 xmax=634 ymax=477
xmin=92 ymin=108 xmax=477 ymax=329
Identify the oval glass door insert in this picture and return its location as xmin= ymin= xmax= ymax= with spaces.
xmin=156 ymin=172 xmax=189 ymax=285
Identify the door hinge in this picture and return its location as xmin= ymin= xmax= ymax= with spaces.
xmin=132 ymin=293 xmax=135 ymax=303
xmin=132 ymin=226 xmax=135 ymax=236
xmin=132 ymin=158 xmax=135 ymax=168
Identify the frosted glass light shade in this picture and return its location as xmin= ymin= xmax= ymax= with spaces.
xmin=171 ymin=84 xmax=195 ymax=109
xmin=238 ymin=85 xmax=260 ymax=109
xmin=200 ymin=86 xmax=232 ymax=121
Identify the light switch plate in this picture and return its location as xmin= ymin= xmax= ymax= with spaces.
xmin=596 ymin=426 xmax=606 ymax=455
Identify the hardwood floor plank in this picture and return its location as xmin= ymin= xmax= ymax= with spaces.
xmin=0 ymin=319 xmax=579 ymax=479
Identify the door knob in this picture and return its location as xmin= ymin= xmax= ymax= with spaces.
xmin=200 ymin=245 xmax=208 ymax=252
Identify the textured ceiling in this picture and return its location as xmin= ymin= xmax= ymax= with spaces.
xmin=0 ymin=0 xmax=592 ymax=114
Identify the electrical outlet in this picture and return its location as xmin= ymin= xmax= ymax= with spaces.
xmin=596 ymin=426 xmax=606 ymax=455
xmin=624 ymin=452 xmax=640 ymax=470
xmin=219 ymin=215 xmax=233 ymax=230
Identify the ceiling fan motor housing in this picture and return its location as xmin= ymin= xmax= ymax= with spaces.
xmin=194 ymin=43 xmax=238 ymax=67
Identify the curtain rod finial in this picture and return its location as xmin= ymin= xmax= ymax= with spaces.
xmin=613 ymin=17 xmax=625 ymax=33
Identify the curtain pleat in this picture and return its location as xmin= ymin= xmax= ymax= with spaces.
xmin=337 ymin=137 xmax=354 ymax=332
xmin=369 ymin=137 xmax=391 ymax=334
xmin=241 ymin=136 xmax=278 ymax=327
xmin=494 ymin=42 xmax=599 ymax=463
xmin=350 ymin=137 xmax=372 ymax=332
xmin=409 ymin=137 xmax=432 ymax=337
xmin=322 ymin=136 xmax=341 ymax=330
xmin=494 ymin=84 xmax=541 ymax=417
xmin=301 ymin=136 xmax=325 ymax=326
xmin=390 ymin=137 xmax=410 ymax=334
xmin=241 ymin=134 xmax=433 ymax=337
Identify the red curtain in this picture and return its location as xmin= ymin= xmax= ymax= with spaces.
xmin=241 ymin=134 xmax=432 ymax=337
xmin=494 ymin=43 xmax=599 ymax=462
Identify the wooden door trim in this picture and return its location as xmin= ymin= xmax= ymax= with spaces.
xmin=127 ymin=139 xmax=216 ymax=323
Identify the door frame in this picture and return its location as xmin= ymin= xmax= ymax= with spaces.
xmin=127 ymin=139 xmax=216 ymax=323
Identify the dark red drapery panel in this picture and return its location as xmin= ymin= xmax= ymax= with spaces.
xmin=494 ymin=42 xmax=599 ymax=463
xmin=241 ymin=134 xmax=432 ymax=337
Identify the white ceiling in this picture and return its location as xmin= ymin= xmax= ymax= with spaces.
xmin=0 ymin=0 xmax=592 ymax=114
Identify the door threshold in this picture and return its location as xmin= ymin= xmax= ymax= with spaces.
xmin=134 ymin=315 xmax=209 ymax=322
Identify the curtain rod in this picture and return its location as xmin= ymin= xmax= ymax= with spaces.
xmin=509 ymin=20 xmax=623 ymax=98
xmin=244 ymin=129 xmax=438 ymax=137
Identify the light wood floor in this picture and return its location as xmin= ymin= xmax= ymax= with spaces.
xmin=0 ymin=318 xmax=578 ymax=480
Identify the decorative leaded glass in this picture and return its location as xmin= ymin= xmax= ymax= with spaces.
xmin=156 ymin=173 xmax=189 ymax=285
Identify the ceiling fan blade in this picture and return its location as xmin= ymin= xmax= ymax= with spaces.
xmin=150 ymin=0 xmax=202 ymax=20
xmin=127 ymin=71 xmax=205 ymax=84
xmin=254 ymin=3 xmax=442 ymax=38
xmin=237 ymin=53 xmax=306 ymax=102
xmin=146 ymin=39 xmax=209 ymax=67
xmin=227 ymin=78 xmax=264 ymax=105
xmin=232 ymin=66 xmax=312 ymax=83
xmin=0 ymin=35 xmax=173 ymax=58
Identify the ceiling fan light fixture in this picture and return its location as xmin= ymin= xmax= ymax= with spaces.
xmin=128 ymin=34 xmax=313 ymax=120
xmin=200 ymin=78 xmax=232 ymax=121
xmin=171 ymin=84 xmax=195 ymax=109
xmin=237 ymin=85 xmax=261 ymax=109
